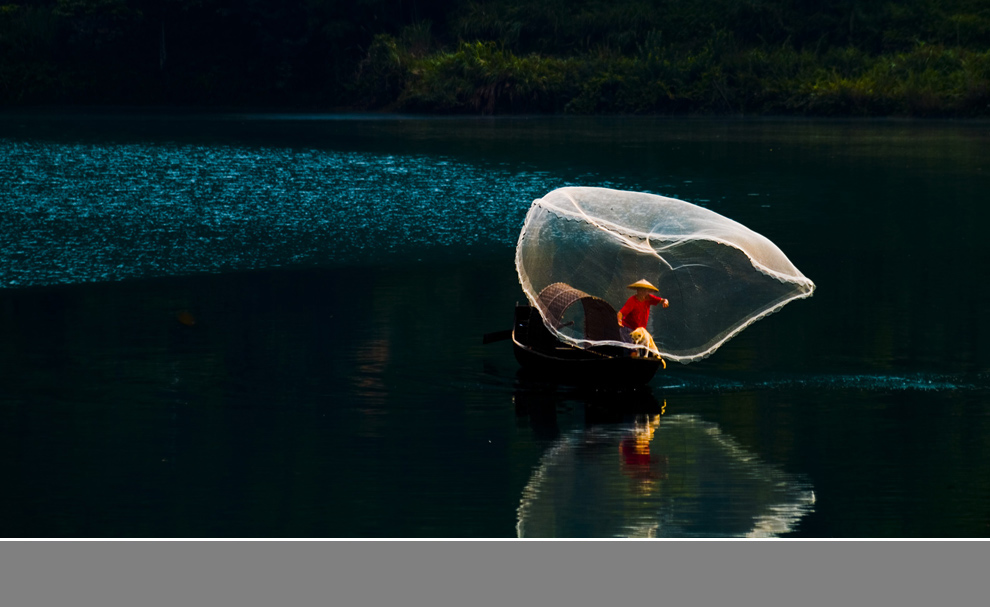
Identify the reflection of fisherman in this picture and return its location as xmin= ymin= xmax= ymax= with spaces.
xmin=617 ymin=279 xmax=668 ymax=358
xmin=619 ymin=414 xmax=668 ymax=489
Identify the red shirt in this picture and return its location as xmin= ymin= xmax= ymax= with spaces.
xmin=619 ymin=294 xmax=664 ymax=329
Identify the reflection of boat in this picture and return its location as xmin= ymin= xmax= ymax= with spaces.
xmin=516 ymin=414 xmax=815 ymax=538
xmin=512 ymin=377 xmax=662 ymax=441
xmin=511 ymin=283 xmax=664 ymax=387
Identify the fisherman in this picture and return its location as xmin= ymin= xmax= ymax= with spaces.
xmin=617 ymin=279 xmax=669 ymax=357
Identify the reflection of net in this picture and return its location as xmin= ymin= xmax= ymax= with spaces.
xmin=516 ymin=187 xmax=815 ymax=363
xmin=516 ymin=414 xmax=816 ymax=538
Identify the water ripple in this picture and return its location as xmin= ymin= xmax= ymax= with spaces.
xmin=658 ymin=371 xmax=988 ymax=394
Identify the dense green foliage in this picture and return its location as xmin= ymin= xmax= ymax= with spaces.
xmin=2 ymin=0 xmax=989 ymax=115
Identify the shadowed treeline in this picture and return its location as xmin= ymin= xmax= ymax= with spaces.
xmin=2 ymin=0 xmax=989 ymax=115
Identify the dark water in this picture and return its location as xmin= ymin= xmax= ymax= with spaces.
xmin=1 ymin=111 xmax=988 ymax=537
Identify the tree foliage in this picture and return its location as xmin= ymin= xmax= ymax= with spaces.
xmin=1 ymin=0 xmax=988 ymax=114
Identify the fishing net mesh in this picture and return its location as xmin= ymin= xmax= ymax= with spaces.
xmin=515 ymin=187 xmax=815 ymax=363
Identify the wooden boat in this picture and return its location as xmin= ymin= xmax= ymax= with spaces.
xmin=508 ymin=283 xmax=664 ymax=387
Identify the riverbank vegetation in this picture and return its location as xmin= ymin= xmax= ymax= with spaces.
xmin=2 ymin=0 xmax=989 ymax=116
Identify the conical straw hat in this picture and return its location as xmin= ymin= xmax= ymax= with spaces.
xmin=627 ymin=279 xmax=658 ymax=291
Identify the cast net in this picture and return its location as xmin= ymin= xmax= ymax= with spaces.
xmin=515 ymin=187 xmax=815 ymax=363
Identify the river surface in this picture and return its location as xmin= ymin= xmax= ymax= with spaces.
xmin=1 ymin=111 xmax=988 ymax=537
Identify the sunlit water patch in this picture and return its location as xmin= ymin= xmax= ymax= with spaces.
xmin=516 ymin=413 xmax=815 ymax=538
xmin=0 ymin=139 xmax=578 ymax=288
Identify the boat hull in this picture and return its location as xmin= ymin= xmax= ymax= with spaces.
xmin=511 ymin=305 xmax=662 ymax=387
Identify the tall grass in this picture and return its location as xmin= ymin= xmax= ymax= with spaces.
xmin=362 ymin=38 xmax=582 ymax=113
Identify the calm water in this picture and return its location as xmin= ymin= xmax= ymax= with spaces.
xmin=1 ymin=111 xmax=988 ymax=537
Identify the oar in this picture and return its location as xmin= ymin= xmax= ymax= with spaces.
xmin=482 ymin=329 xmax=512 ymax=344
